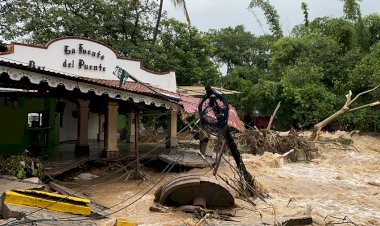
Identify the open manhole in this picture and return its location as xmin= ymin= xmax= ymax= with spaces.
xmin=155 ymin=173 xmax=234 ymax=209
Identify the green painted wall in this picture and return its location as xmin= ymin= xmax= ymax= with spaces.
xmin=117 ymin=115 xmax=127 ymax=130
xmin=0 ymin=97 xmax=59 ymax=156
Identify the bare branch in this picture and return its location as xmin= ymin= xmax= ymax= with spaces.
xmin=348 ymin=83 xmax=380 ymax=106
xmin=266 ymin=101 xmax=281 ymax=132
xmin=347 ymin=101 xmax=380 ymax=112
xmin=344 ymin=90 xmax=352 ymax=106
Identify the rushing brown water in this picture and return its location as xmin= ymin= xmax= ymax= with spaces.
xmin=69 ymin=132 xmax=380 ymax=225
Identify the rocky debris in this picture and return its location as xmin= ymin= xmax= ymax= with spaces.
xmin=74 ymin=173 xmax=99 ymax=181
xmin=23 ymin=177 xmax=41 ymax=184
xmin=149 ymin=203 xmax=173 ymax=213
xmin=276 ymin=215 xmax=313 ymax=225
xmin=249 ymin=215 xmax=313 ymax=226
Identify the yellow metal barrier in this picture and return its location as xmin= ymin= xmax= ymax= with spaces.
xmin=3 ymin=189 xmax=91 ymax=215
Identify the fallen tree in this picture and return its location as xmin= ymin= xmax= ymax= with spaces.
xmin=310 ymin=84 xmax=380 ymax=141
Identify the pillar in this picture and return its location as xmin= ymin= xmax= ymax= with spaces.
xmin=166 ymin=110 xmax=178 ymax=148
xmin=126 ymin=111 xmax=136 ymax=143
xmin=97 ymin=113 xmax=104 ymax=141
xmin=75 ymin=99 xmax=90 ymax=156
xmin=102 ymin=102 xmax=119 ymax=159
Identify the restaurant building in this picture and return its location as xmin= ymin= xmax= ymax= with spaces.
xmin=0 ymin=37 xmax=244 ymax=159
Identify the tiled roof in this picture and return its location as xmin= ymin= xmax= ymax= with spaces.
xmin=80 ymin=78 xmax=180 ymax=101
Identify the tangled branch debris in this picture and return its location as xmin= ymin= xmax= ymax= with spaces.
xmin=240 ymin=129 xmax=318 ymax=162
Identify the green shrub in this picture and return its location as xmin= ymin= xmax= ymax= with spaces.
xmin=0 ymin=154 xmax=44 ymax=179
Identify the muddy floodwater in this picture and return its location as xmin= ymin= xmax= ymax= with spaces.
xmin=67 ymin=132 xmax=380 ymax=225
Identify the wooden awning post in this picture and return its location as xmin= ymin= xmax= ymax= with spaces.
xmin=134 ymin=109 xmax=140 ymax=180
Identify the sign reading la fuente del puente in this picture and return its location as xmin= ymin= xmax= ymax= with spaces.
xmin=62 ymin=43 xmax=106 ymax=72
xmin=0 ymin=37 xmax=177 ymax=92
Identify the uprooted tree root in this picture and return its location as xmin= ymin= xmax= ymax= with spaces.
xmin=240 ymin=129 xmax=318 ymax=162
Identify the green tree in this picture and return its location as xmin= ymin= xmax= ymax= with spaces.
xmin=280 ymin=61 xmax=337 ymax=128
xmin=132 ymin=0 xmax=190 ymax=46
xmin=308 ymin=17 xmax=358 ymax=52
xmin=252 ymin=79 xmax=281 ymax=117
xmin=0 ymin=0 xmax=159 ymax=47
xmin=146 ymin=19 xmax=219 ymax=86
xmin=349 ymin=41 xmax=380 ymax=92
xmin=222 ymin=73 xmax=255 ymax=116
xmin=363 ymin=13 xmax=380 ymax=47
xmin=340 ymin=0 xmax=362 ymax=22
xmin=1 ymin=0 xmax=106 ymax=43
xmin=208 ymin=26 xmax=273 ymax=72
xmin=249 ymin=0 xmax=283 ymax=38
xmin=301 ymin=2 xmax=309 ymax=27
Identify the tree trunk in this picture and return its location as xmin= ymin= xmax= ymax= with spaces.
xmin=152 ymin=0 xmax=164 ymax=46
xmin=310 ymin=107 xmax=348 ymax=141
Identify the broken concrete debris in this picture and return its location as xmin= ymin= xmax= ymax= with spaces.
xmin=74 ymin=172 xmax=99 ymax=181
xmin=22 ymin=177 xmax=42 ymax=184
xmin=158 ymin=148 xmax=215 ymax=168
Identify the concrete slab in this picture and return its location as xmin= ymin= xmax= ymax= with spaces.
xmin=158 ymin=149 xmax=215 ymax=168
xmin=0 ymin=176 xmax=45 ymax=198
xmin=2 ymin=203 xmax=96 ymax=226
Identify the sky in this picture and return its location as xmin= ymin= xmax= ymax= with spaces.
xmin=163 ymin=0 xmax=380 ymax=35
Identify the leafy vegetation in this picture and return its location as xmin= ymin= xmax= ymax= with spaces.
xmin=0 ymin=154 xmax=44 ymax=179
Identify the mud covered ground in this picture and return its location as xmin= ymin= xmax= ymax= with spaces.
xmin=67 ymin=131 xmax=380 ymax=225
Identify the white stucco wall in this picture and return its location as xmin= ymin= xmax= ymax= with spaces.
xmin=88 ymin=112 xmax=99 ymax=140
xmin=59 ymin=100 xmax=100 ymax=142
xmin=59 ymin=101 xmax=77 ymax=142
xmin=1 ymin=38 xmax=177 ymax=92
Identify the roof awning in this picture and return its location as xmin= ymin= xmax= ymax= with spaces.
xmin=177 ymin=86 xmax=241 ymax=96
xmin=0 ymin=60 xmax=245 ymax=132
xmin=0 ymin=60 xmax=181 ymax=111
